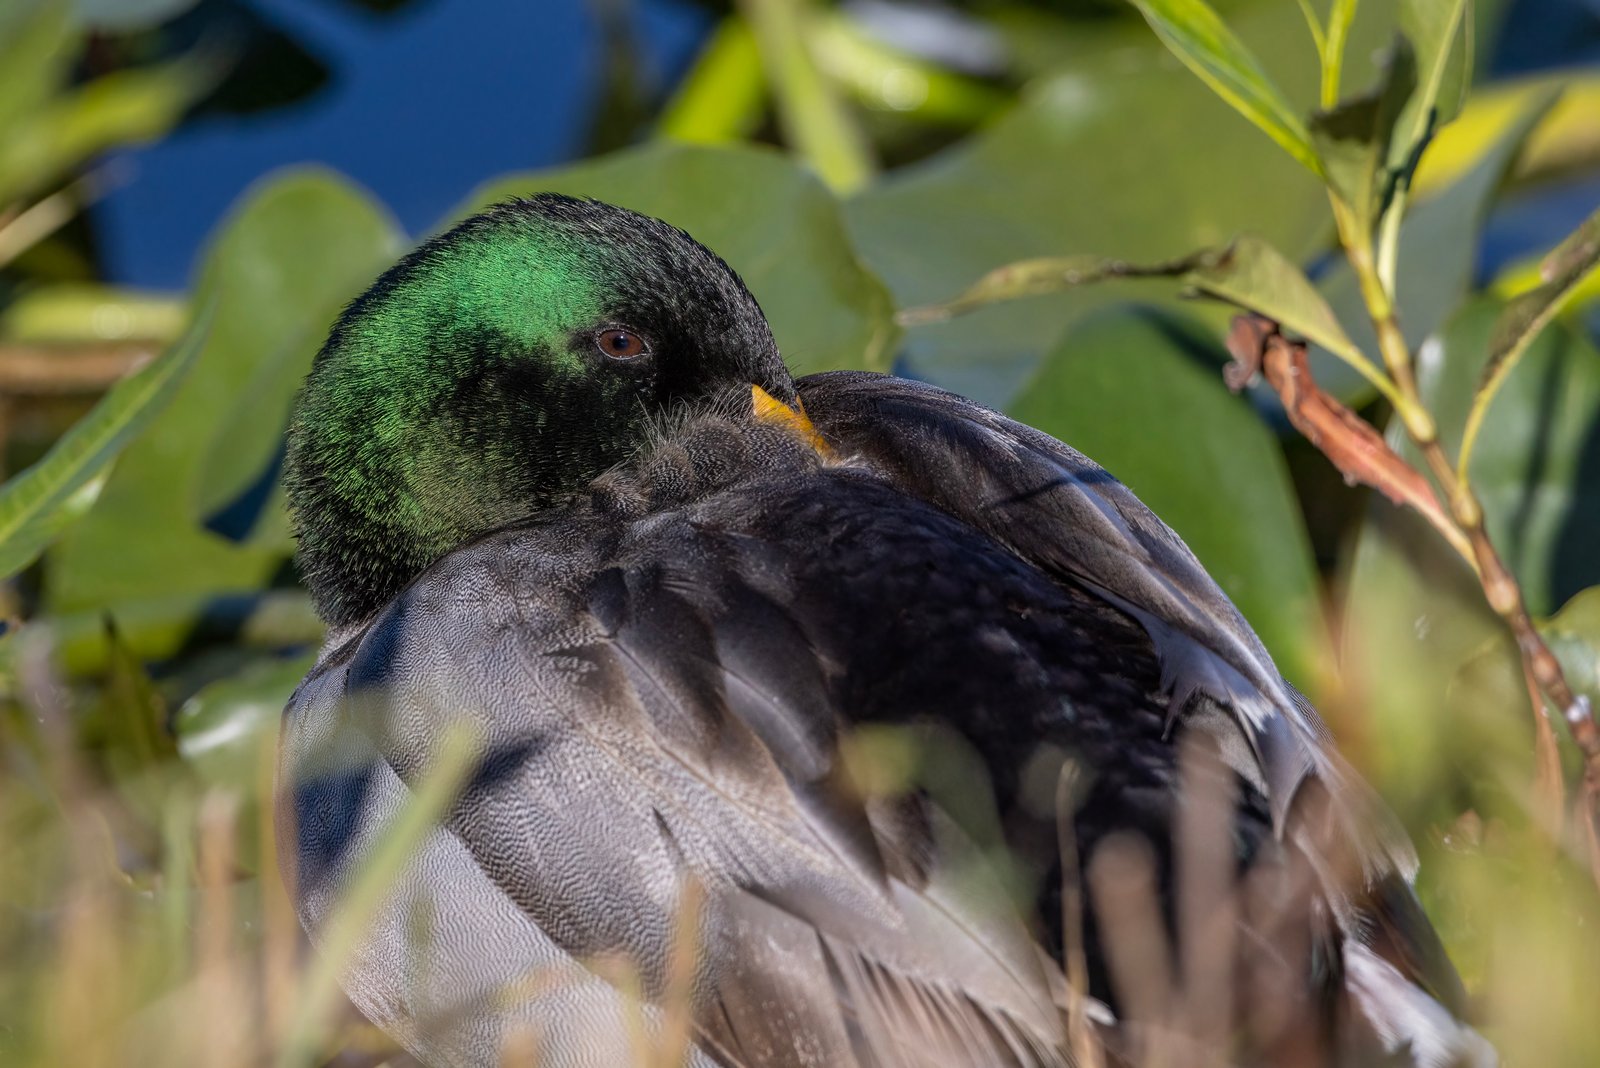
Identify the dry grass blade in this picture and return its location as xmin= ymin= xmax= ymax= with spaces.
xmin=1054 ymin=760 xmax=1105 ymax=1068
xmin=274 ymin=724 xmax=481 ymax=1068
xmin=1089 ymin=834 xmax=1174 ymax=1065
xmin=1174 ymin=735 xmax=1237 ymax=1060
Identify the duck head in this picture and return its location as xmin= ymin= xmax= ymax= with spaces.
xmin=285 ymin=194 xmax=795 ymax=628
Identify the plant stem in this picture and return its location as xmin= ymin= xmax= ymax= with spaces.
xmin=1337 ymin=192 xmax=1600 ymax=801
xmin=1293 ymin=0 xmax=1326 ymax=56
xmin=1321 ymin=0 xmax=1360 ymax=109
xmin=1331 ymin=199 xmax=1438 ymax=443
xmin=737 ymin=0 xmax=874 ymax=193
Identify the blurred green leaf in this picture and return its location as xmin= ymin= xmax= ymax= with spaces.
xmin=1414 ymin=73 xmax=1600 ymax=197
xmin=739 ymin=0 xmax=874 ymax=193
xmin=45 ymin=169 xmax=402 ymax=626
xmin=1320 ymin=0 xmax=1359 ymax=106
xmin=176 ymin=651 xmax=311 ymax=785
xmin=1008 ymin=306 xmax=1328 ymax=690
xmin=98 ymin=618 xmax=173 ymax=764
xmin=657 ymin=16 xmax=766 ymax=144
xmin=469 ymin=141 xmax=898 ymax=376
xmin=812 ymin=12 xmax=1008 ymax=128
xmin=1314 ymin=89 xmax=1557 ymax=403
xmin=0 ymin=2 xmax=74 ymax=142
xmin=39 ymin=588 xmax=323 ymax=678
xmin=846 ymin=4 xmax=1387 ymax=407
xmin=0 ymin=54 xmax=213 ymax=206
xmin=1461 ymin=203 xmax=1600 ymax=477
xmin=73 ymin=0 xmax=201 ymax=30
xmin=1309 ymin=38 xmax=1415 ymax=232
xmin=901 ymin=235 xmax=1380 ymax=392
xmin=1454 ymin=586 xmax=1600 ymax=749
xmin=1374 ymin=0 xmax=1472 ymax=290
xmin=1125 ymin=0 xmax=1320 ymax=174
xmin=0 ymin=285 xmax=186 ymax=343
xmin=1392 ymin=0 xmax=1472 ymax=171
xmin=0 ymin=301 xmax=209 ymax=580
xmin=1343 ymin=300 xmax=1600 ymax=822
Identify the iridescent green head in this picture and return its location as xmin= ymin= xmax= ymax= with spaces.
xmin=285 ymin=194 xmax=791 ymax=626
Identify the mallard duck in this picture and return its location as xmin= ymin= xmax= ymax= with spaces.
xmin=278 ymin=195 xmax=1491 ymax=1068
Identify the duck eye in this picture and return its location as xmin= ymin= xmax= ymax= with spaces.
xmin=596 ymin=328 xmax=647 ymax=360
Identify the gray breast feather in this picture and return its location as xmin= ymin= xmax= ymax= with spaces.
xmin=281 ymin=526 xmax=1076 ymax=1067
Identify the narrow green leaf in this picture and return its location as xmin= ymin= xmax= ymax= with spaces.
xmin=0 ymin=299 xmax=211 ymax=580
xmin=1126 ymin=0 xmax=1322 ymax=175
xmin=1309 ymin=38 xmax=1417 ymax=232
xmin=1321 ymin=0 xmax=1360 ymax=107
xmin=1459 ymin=203 xmax=1600 ymax=477
xmin=46 ymin=169 xmax=402 ymax=617
xmin=1375 ymin=0 xmax=1472 ymax=288
xmin=275 ymin=724 xmax=479 ymax=1068
xmin=738 ymin=0 xmax=874 ymax=192
xmin=1394 ymin=0 xmax=1473 ymax=168
xmin=898 ymin=235 xmax=1385 ymax=396
xmin=1293 ymin=0 xmax=1326 ymax=55
xmin=1316 ymin=88 xmax=1559 ymax=406
xmin=896 ymin=249 xmax=1224 ymax=326
xmin=1185 ymin=235 xmax=1395 ymax=400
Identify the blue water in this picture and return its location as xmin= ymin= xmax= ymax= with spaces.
xmin=93 ymin=0 xmax=1600 ymax=290
xmin=95 ymin=0 xmax=710 ymax=288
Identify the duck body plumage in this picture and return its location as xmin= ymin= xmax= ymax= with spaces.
xmin=282 ymin=371 xmax=1490 ymax=1068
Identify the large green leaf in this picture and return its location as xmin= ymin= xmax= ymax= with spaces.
xmin=1124 ymin=0 xmax=1319 ymax=174
xmin=899 ymin=235 xmax=1378 ymax=388
xmin=1342 ymin=299 xmax=1600 ymax=823
xmin=1008 ymin=305 xmax=1328 ymax=691
xmin=845 ymin=4 xmax=1391 ymax=407
xmin=466 ymin=141 xmax=898 ymax=377
xmin=0 ymin=300 xmax=209 ymax=579
xmin=44 ymin=169 xmax=402 ymax=627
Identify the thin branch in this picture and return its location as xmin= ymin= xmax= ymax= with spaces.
xmin=0 ymin=166 xmax=122 ymax=270
xmin=1223 ymin=316 xmax=1473 ymax=565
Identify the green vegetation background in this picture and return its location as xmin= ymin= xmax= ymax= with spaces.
xmin=3 ymin=0 xmax=1600 ymax=1064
